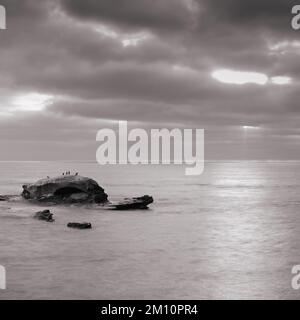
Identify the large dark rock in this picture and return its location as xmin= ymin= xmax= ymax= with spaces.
xmin=22 ymin=175 xmax=108 ymax=204
xmin=34 ymin=210 xmax=55 ymax=222
xmin=108 ymin=195 xmax=154 ymax=210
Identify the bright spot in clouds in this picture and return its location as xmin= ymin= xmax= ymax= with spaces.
xmin=12 ymin=93 xmax=53 ymax=112
xmin=95 ymin=25 xmax=118 ymax=39
xmin=212 ymin=69 xmax=292 ymax=86
xmin=269 ymin=41 xmax=300 ymax=55
xmin=212 ymin=69 xmax=268 ymax=85
xmin=95 ymin=25 xmax=149 ymax=47
xmin=271 ymin=76 xmax=291 ymax=85
xmin=122 ymin=35 xmax=148 ymax=47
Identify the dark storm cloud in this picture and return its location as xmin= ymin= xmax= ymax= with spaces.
xmin=60 ymin=0 xmax=297 ymax=37
xmin=200 ymin=0 xmax=295 ymax=30
xmin=60 ymin=0 xmax=197 ymax=31
xmin=0 ymin=0 xmax=299 ymax=159
xmin=60 ymin=0 xmax=295 ymax=33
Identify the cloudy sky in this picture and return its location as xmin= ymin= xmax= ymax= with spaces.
xmin=0 ymin=0 xmax=299 ymax=160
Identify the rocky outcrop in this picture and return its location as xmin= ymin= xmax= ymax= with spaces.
xmin=22 ymin=175 xmax=108 ymax=204
xmin=67 ymin=222 xmax=92 ymax=229
xmin=0 ymin=195 xmax=18 ymax=201
xmin=0 ymin=195 xmax=9 ymax=201
xmin=20 ymin=175 xmax=154 ymax=210
xmin=107 ymin=195 xmax=153 ymax=210
xmin=34 ymin=210 xmax=55 ymax=222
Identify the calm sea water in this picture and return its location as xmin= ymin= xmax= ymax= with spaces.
xmin=0 ymin=161 xmax=300 ymax=299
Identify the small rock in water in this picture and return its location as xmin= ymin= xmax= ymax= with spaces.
xmin=0 ymin=195 xmax=9 ymax=201
xmin=67 ymin=222 xmax=92 ymax=230
xmin=34 ymin=210 xmax=55 ymax=222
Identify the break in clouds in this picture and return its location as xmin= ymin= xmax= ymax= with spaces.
xmin=0 ymin=0 xmax=299 ymax=160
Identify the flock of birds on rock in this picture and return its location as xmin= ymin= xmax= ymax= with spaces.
xmin=62 ymin=171 xmax=78 ymax=176
xmin=46 ymin=171 xmax=79 ymax=179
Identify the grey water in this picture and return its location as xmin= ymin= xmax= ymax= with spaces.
xmin=0 ymin=161 xmax=300 ymax=299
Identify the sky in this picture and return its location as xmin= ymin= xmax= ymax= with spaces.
xmin=0 ymin=0 xmax=299 ymax=160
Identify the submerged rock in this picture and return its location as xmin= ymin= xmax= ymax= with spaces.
xmin=22 ymin=175 xmax=108 ymax=204
xmin=108 ymin=195 xmax=154 ymax=210
xmin=34 ymin=210 xmax=55 ymax=222
xmin=0 ymin=195 xmax=19 ymax=202
xmin=67 ymin=222 xmax=92 ymax=229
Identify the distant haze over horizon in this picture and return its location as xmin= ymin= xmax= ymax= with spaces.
xmin=0 ymin=0 xmax=299 ymax=161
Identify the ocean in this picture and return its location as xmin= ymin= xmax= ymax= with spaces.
xmin=0 ymin=161 xmax=299 ymax=299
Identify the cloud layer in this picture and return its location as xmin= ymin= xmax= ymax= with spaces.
xmin=0 ymin=0 xmax=299 ymax=160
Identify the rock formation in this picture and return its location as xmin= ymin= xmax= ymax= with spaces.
xmin=21 ymin=174 xmax=153 ymax=210
xmin=34 ymin=210 xmax=55 ymax=222
xmin=67 ymin=222 xmax=92 ymax=229
xmin=107 ymin=195 xmax=153 ymax=210
xmin=0 ymin=195 xmax=9 ymax=201
xmin=22 ymin=175 xmax=108 ymax=204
